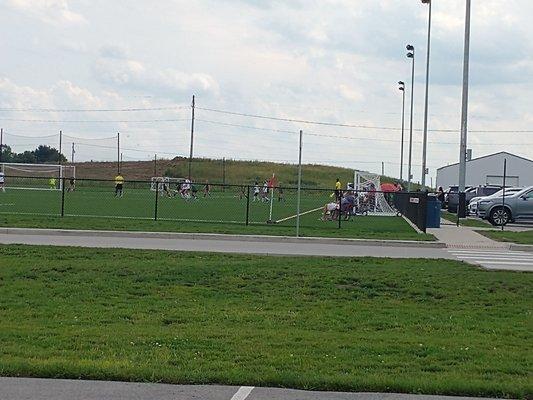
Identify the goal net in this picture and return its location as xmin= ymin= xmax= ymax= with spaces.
xmin=1 ymin=163 xmax=76 ymax=190
xmin=150 ymin=177 xmax=183 ymax=191
xmin=353 ymin=171 xmax=397 ymax=216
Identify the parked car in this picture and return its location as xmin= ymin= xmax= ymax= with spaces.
xmin=477 ymin=186 xmax=533 ymax=226
xmin=468 ymin=187 xmax=523 ymax=216
xmin=447 ymin=185 xmax=500 ymax=213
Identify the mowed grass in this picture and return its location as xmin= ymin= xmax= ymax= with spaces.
xmin=441 ymin=211 xmax=492 ymax=228
xmin=479 ymin=230 xmax=533 ymax=245
xmin=0 ymin=246 xmax=531 ymax=398
xmin=0 ymin=186 xmax=433 ymax=240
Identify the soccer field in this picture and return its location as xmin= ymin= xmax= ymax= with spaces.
xmin=0 ymin=184 xmax=329 ymax=226
xmin=0 ymin=183 xmax=428 ymax=240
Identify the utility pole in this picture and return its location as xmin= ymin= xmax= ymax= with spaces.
xmin=154 ymin=154 xmax=157 ymax=176
xmin=71 ymin=142 xmax=75 ymax=163
xmin=117 ymin=132 xmax=120 ymax=174
xmin=188 ymin=95 xmax=195 ymax=179
xmin=296 ymin=130 xmax=303 ymax=238
xmin=458 ymin=0 xmax=472 ymax=216
xmin=0 ymin=128 xmax=3 ymax=163
xmin=58 ymin=130 xmax=63 ymax=165
xmin=381 ymin=161 xmax=385 ymax=176
xmin=222 ymin=157 xmax=226 ymax=188
xmin=421 ymin=0 xmax=432 ymax=188
xmin=406 ymin=45 xmax=415 ymax=192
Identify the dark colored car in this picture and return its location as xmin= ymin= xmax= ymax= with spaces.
xmin=447 ymin=186 xmax=501 ymax=213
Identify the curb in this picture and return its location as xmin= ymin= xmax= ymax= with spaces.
xmin=510 ymin=244 xmax=533 ymax=253
xmin=0 ymin=227 xmax=446 ymax=249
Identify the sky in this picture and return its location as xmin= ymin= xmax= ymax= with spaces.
xmin=1 ymin=0 xmax=532 ymax=184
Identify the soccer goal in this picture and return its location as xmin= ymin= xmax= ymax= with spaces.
xmin=0 ymin=163 xmax=76 ymax=191
xmin=353 ymin=171 xmax=397 ymax=216
xmin=150 ymin=176 xmax=183 ymax=191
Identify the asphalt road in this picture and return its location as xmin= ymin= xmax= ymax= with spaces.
xmin=0 ymin=378 xmax=502 ymax=400
xmin=0 ymin=231 xmax=453 ymax=259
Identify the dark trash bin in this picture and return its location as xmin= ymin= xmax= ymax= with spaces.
xmin=426 ymin=194 xmax=441 ymax=228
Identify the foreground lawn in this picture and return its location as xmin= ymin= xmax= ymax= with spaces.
xmin=479 ymin=230 xmax=533 ymax=245
xmin=441 ymin=211 xmax=492 ymax=228
xmin=0 ymin=246 xmax=531 ymax=398
xmin=0 ymin=214 xmax=435 ymax=241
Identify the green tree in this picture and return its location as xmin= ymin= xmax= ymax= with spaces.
xmin=33 ymin=145 xmax=67 ymax=163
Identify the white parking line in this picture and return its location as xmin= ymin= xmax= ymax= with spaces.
xmin=472 ymin=260 xmax=533 ymax=265
xmin=456 ymin=255 xmax=533 ymax=261
xmin=230 ymin=386 xmax=254 ymax=400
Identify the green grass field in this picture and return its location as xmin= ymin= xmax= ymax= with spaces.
xmin=0 ymin=245 xmax=531 ymax=398
xmin=478 ymin=230 xmax=533 ymax=245
xmin=0 ymin=185 xmax=433 ymax=240
xmin=441 ymin=211 xmax=492 ymax=228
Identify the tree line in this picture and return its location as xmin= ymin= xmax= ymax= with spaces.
xmin=0 ymin=145 xmax=67 ymax=164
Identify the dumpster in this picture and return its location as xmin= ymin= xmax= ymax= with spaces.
xmin=426 ymin=194 xmax=441 ymax=228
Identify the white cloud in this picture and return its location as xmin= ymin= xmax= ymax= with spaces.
xmin=6 ymin=0 xmax=86 ymax=25
xmin=93 ymin=49 xmax=219 ymax=99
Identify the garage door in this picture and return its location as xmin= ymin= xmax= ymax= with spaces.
xmin=486 ymin=175 xmax=519 ymax=186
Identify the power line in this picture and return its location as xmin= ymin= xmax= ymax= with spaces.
xmin=0 ymin=118 xmax=191 ymax=123
xmin=195 ymin=121 xmax=533 ymax=145
xmin=196 ymin=106 xmax=533 ymax=133
xmin=0 ymin=106 xmax=187 ymax=112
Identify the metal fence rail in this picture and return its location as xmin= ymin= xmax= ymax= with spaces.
xmin=0 ymin=175 xmax=429 ymax=235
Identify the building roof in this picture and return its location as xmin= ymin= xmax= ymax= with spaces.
xmin=436 ymin=151 xmax=533 ymax=171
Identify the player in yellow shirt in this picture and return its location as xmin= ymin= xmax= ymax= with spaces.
xmin=114 ymin=174 xmax=124 ymax=197
xmin=334 ymin=178 xmax=342 ymax=201
xmin=48 ymin=177 xmax=57 ymax=190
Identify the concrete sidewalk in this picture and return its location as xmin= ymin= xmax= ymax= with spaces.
xmin=0 ymin=229 xmax=453 ymax=260
xmin=427 ymin=224 xmax=510 ymax=249
xmin=0 ymin=378 xmax=503 ymax=400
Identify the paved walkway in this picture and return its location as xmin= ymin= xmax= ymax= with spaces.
xmin=428 ymin=223 xmax=533 ymax=272
xmin=1 ymin=227 xmax=532 ymax=271
xmin=0 ymin=229 xmax=452 ymax=260
xmin=0 ymin=378 xmax=502 ymax=400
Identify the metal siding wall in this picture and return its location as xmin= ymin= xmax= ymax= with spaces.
xmin=436 ymin=154 xmax=533 ymax=189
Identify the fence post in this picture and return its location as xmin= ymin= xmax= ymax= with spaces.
xmin=245 ymin=185 xmax=250 ymax=226
xmin=338 ymin=190 xmax=342 ymax=229
xmin=420 ymin=192 xmax=428 ymax=233
xmin=60 ymin=177 xmax=65 ymax=217
xmin=154 ymin=182 xmax=159 ymax=221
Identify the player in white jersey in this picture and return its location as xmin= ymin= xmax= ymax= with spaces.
xmin=0 ymin=171 xmax=5 ymax=192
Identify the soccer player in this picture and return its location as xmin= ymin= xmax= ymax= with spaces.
xmin=204 ymin=180 xmax=211 ymax=197
xmin=49 ymin=177 xmax=57 ymax=190
xmin=68 ymin=178 xmax=76 ymax=192
xmin=278 ymin=185 xmax=284 ymax=202
xmin=253 ymin=182 xmax=260 ymax=201
xmin=261 ymin=181 xmax=269 ymax=202
xmin=321 ymin=202 xmax=339 ymax=221
xmin=114 ymin=173 xmax=124 ymax=197
xmin=0 ymin=171 xmax=5 ymax=192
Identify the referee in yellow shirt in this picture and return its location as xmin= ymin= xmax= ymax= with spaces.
xmin=335 ymin=178 xmax=342 ymax=201
xmin=114 ymin=173 xmax=124 ymax=197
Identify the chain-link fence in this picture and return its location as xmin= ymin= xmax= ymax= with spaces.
xmin=0 ymin=176 xmax=428 ymax=234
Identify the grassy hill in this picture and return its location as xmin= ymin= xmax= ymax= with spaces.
xmin=71 ymin=157 xmax=399 ymax=189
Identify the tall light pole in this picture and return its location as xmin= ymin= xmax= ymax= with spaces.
xmin=188 ymin=94 xmax=195 ymax=180
xmin=406 ymin=44 xmax=415 ymax=192
xmin=458 ymin=0 xmax=472 ymax=217
xmin=398 ymin=81 xmax=406 ymax=182
xmin=421 ymin=0 xmax=432 ymax=189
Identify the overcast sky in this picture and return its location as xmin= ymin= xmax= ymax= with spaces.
xmin=1 ymin=0 xmax=532 ymax=183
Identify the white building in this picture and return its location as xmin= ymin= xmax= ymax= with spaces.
xmin=436 ymin=151 xmax=533 ymax=189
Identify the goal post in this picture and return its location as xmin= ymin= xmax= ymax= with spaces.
xmin=0 ymin=163 xmax=76 ymax=190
